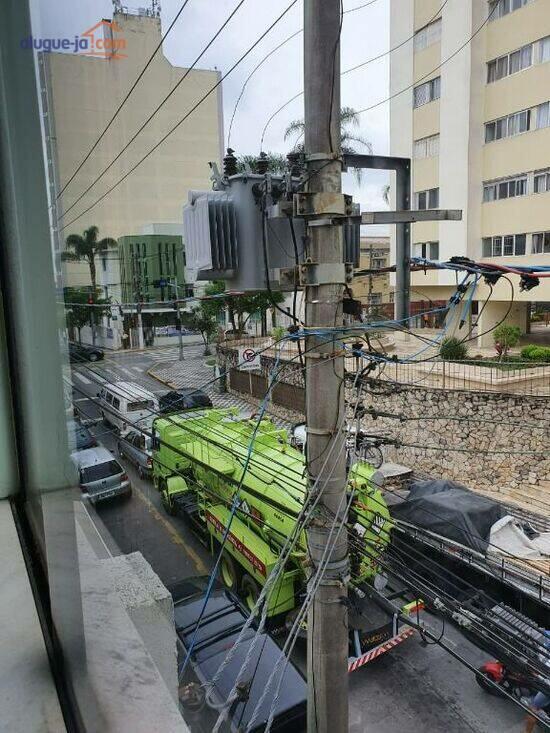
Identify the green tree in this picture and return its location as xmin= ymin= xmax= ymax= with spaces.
xmin=181 ymin=307 xmax=217 ymax=355
xmin=203 ymin=281 xmax=285 ymax=336
xmin=63 ymin=287 xmax=111 ymax=344
xmin=61 ymin=226 xmax=117 ymax=344
xmin=493 ymin=324 xmax=521 ymax=360
xmin=284 ymin=106 xmax=372 ymax=183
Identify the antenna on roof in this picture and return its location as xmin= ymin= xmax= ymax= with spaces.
xmin=151 ymin=0 xmax=161 ymax=17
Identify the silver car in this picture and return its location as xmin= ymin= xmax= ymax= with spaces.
xmin=117 ymin=430 xmax=153 ymax=479
xmin=74 ymin=446 xmax=132 ymax=504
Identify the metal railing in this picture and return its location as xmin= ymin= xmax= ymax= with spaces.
xmin=373 ymin=359 xmax=550 ymax=396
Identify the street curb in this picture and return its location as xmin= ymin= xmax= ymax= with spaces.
xmin=147 ymin=363 xmax=178 ymax=390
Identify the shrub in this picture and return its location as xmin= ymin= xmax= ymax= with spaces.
xmin=439 ymin=337 xmax=468 ymax=361
xmin=521 ymin=344 xmax=540 ymax=359
xmin=493 ymin=324 xmax=521 ymax=358
xmin=521 ymin=345 xmax=550 ymax=363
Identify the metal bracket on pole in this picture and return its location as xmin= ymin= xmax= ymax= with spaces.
xmin=299 ymin=261 xmax=353 ymax=287
xmin=294 ymin=191 xmax=353 ymax=218
xmin=360 ymin=209 xmax=462 ymax=225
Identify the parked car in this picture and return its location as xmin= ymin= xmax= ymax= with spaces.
xmin=67 ymin=418 xmax=96 ymax=452
xmin=97 ymin=381 xmax=158 ymax=433
xmin=158 ymin=388 xmax=213 ymax=414
xmin=117 ymin=429 xmax=153 ymax=479
xmin=72 ymin=446 xmax=131 ymax=504
xmin=68 ymin=341 xmax=104 ymax=363
xmin=172 ymin=578 xmax=306 ymax=733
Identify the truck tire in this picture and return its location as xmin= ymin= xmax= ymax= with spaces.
xmin=220 ymin=551 xmax=240 ymax=591
xmin=241 ymin=574 xmax=260 ymax=612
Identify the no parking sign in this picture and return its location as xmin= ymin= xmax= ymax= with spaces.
xmin=239 ymin=346 xmax=261 ymax=371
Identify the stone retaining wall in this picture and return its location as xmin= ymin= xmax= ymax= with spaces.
xmin=361 ymin=384 xmax=550 ymax=517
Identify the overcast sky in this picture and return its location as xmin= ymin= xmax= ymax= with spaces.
xmin=32 ymin=0 xmax=391 ymax=232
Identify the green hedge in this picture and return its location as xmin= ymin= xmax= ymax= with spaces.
xmin=520 ymin=344 xmax=550 ymax=362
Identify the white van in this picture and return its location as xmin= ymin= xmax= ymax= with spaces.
xmin=97 ymin=381 xmax=158 ymax=434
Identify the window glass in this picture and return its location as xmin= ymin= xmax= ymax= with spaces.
xmin=432 ymin=76 xmax=441 ymax=100
xmin=482 ymin=238 xmax=492 ymax=257
xmin=515 ymin=177 xmax=527 ymax=196
xmin=485 ymin=122 xmax=496 ymax=143
xmin=493 ymin=237 xmax=502 ymax=256
xmin=106 ymin=393 xmax=113 ymax=404
xmin=112 ymin=397 xmax=121 ymax=410
xmin=81 ymin=460 xmax=123 ymax=483
xmin=128 ymin=399 xmax=155 ymax=412
xmin=533 ymin=233 xmax=543 ymax=253
xmin=539 ymin=36 xmax=550 ymax=63
xmin=495 ymin=117 xmax=507 ymax=139
xmin=537 ymin=102 xmax=550 ymax=129
xmin=417 ymin=191 xmax=427 ymax=210
xmin=503 ymin=235 xmax=514 ymax=255
xmin=483 ymin=184 xmax=496 ymax=202
xmin=498 ymin=181 xmax=509 ymax=199
xmin=545 ymin=232 xmax=550 ymax=254
xmin=515 ymin=234 xmax=526 ymax=255
xmin=429 ymin=241 xmax=439 ymax=259
xmin=428 ymin=188 xmax=439 ymax=208
xmin=534 ymin=171 xmax=550 ymax=193
xmin=509 ymin=49 xmax=521 ymax=74
xmin=413 ymin=82 xmax=430 ymax=107
xmin=521 ymin=44 xmax=532 ymax=69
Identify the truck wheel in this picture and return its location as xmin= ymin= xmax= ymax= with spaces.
xmin=161 ymin=495 xmax=176 ymax=516
xmin=220 ymin=552 xmax=239 ymax=591
xmin=241 ymin=574 xmax=260 ymax=612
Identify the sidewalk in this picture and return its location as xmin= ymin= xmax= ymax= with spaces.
xmin=148 ymin=355 xmax=303 ymax=428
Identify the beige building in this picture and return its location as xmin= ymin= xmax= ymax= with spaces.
xmin=40 ymin=8 xmax=223 ymax=287
xmin=353 ymin=237 xmax=394 ymax=313
xmin=390 ymin=0 xmax=550 ymax=344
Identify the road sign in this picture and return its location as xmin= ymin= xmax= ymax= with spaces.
xmin=239 ymin=346 xmax=261 ymax=371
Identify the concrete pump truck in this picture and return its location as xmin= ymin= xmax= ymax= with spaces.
xmin=152 ymin=407 xmax=421 ymax=669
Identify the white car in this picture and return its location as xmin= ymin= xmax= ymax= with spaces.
xmin=97 ymin=381 xmax=158 ymax=433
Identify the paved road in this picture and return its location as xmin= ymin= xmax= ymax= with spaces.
xmin=68 ymin=346 xmax=526 ymax=733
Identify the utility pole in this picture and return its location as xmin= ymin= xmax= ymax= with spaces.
xmin=303 ymin=2 xmax=349 ymax=731
xmin=136 ymin=301 xmax=144 ymax=350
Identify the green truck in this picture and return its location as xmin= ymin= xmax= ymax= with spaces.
xmin=152 ymin=408 xmax=398 ymax=618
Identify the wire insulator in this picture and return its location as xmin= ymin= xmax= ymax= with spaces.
xmin=223 ymin=147 xmax=238 ymax=177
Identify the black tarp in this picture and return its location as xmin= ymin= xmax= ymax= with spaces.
xmin=390 ymin=479 xmax=505 ymax=554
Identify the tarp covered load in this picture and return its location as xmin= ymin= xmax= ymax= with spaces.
xmin=390 ymin=480 xmax=505 ymax=554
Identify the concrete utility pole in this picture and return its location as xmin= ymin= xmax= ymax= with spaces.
xmin=303 ymin=1 xmax=349 ymax=731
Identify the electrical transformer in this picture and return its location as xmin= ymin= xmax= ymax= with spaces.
xmin=183 ymin=170 xmax=359 ymax=292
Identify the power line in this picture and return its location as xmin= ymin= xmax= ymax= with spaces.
xmin=259 ymin=0 xmax=451 ymax=147
xmin=58 ymin=0 xmax=247 ymax=224
xmin=226 ymin=0 xmax=381 ymax=147
xmin=56 ymin=0 xmax=192 ymax=200
xmin=59 ymin=0 xmax=300 ymax=233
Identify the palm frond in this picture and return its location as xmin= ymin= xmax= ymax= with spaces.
xmin=340 ymin=106 xmax=360 ymax=128
xmin=284 ymin=118 xmax=305 ymax=141
xmin=97 ymin=237 xmax=117 ymax=252
xmin=60 ymin=250 xmax=81 ymax=262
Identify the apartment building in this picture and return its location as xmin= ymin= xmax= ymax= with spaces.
xmin=40 ymin=8 xmax=223 ymax=287
xmin=390 ymin=0 xmax=550 ymax=344
xmin=353 ymin=237 xmax=394 ymax=314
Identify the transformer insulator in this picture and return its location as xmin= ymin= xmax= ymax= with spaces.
xmin=287 ymin=151 xmax=302 ymax=178
xmin=223 ymin=147 xmax=238 ymax=177
xmin=256 ymin=152 xmax=269 ymax=175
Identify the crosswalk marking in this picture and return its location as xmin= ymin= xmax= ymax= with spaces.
xmin=74 ymin=372 xmax=91 ymax=385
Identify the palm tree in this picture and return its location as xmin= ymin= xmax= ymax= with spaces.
xmin=61 ymin=226 xmax=116 ymax=344
xmin=284 ymin=106 xmax=372 ymax=183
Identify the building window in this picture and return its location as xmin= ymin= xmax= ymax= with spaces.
xmin=414 ymin=18 xmax=442 ymax=52
xmin=415 ymin=188 xmax=439 ymax=210
xmin=539 ymin=36 xmax=550 ymax=63
xmin=368 ymin=293 xmax=382 ymax=305
xmin=483 ymin=174 xmax=527 ymax=201
xmin=534 ymin=169 xmax=550 ymax=193
xmin=489 ymin=0 xmax=532 ymax=22
xmin=532 ymin=232 xmax=550 ymax=254
xmin=536 ymin=101 xmax=550 ymax=129
xmin=485 ymin=108 xmax=531 ymax=142
xmin=413 ymin=241 xmax=439 ymax=259
xmin=482 ymin=233 xmax=526 ymax=256
xmin=413 ymin=76 xmax=441 ymax=108
xmin=487 ymin=43 xmax=532 ymax=83
xmin=413 ymin=133 xmax=439 ymax=159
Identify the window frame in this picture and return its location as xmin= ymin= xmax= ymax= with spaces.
xmin=482 ymin=233 xmax=528 ymax=256
xmin=413 ymin=76 xmax=441 ymax=108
